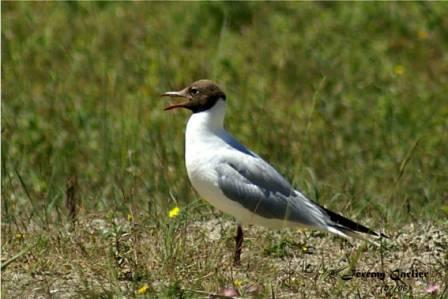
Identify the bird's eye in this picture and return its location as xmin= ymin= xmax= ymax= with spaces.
xmin=190 ymin=88 xmax=200 ymax=95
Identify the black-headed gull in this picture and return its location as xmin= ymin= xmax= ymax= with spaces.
xmin=162 ymin=80 xmax=385 ymax=265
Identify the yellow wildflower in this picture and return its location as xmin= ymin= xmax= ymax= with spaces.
xmin=137 ymin=283 xmax=150 ymax=295
xmin=168 ymin=207 xmax=180 ymax=218
xmin=417 ymin=30 xmax=429 ymax=40
xmin=394 ymin=65 xmax=405 ymax=76
xmin=127 ymin=214 xmax=133 ymax=222
xmin=234 ymin=279 xmax=243 ymax=288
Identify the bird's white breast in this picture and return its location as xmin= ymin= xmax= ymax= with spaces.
xmin=183 ymin=100 xmax=298 ymax=227
xmin=184 ymin=100 xmax=243 ymax=217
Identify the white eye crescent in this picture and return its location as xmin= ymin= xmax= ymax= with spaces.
xmin=190 ymin=88 xmax=200 ymax=95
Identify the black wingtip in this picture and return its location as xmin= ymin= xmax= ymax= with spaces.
xmin=321 ymin=205 xmax=385 ymax=238
xmin=379 ymin=232 xmax=389 ymax=239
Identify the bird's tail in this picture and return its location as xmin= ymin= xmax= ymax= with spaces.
xmin=320 ymin=205 xmax=388 ymax=246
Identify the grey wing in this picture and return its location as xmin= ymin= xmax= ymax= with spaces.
xmin=216 ymin=155 xmax=327 ymax=227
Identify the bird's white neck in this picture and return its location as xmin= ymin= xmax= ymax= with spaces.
xmin=186 ymin=98 xmax=226 ymax=134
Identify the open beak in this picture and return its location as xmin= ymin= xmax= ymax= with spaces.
xmin=161 ymin=89 xmax=190 ymax=111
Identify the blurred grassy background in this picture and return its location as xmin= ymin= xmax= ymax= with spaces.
xmin=2 ymin=2 xmax=448 ymax=230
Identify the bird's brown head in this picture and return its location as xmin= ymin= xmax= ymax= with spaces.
xmin=161 ymin=80 xmax=226 ymax=113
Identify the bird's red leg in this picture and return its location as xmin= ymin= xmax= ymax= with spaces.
xmin=234 ymin=224 xmax=243 ymax=266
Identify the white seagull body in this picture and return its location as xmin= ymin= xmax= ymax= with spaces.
xmin=162 ymin=80 xmax=384 ymax=264
xmin=186 ymin=100 xmax=328 ymax=230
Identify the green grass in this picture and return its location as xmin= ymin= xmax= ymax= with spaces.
xmin=2 ymin=2 xmax=448 ymax=298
